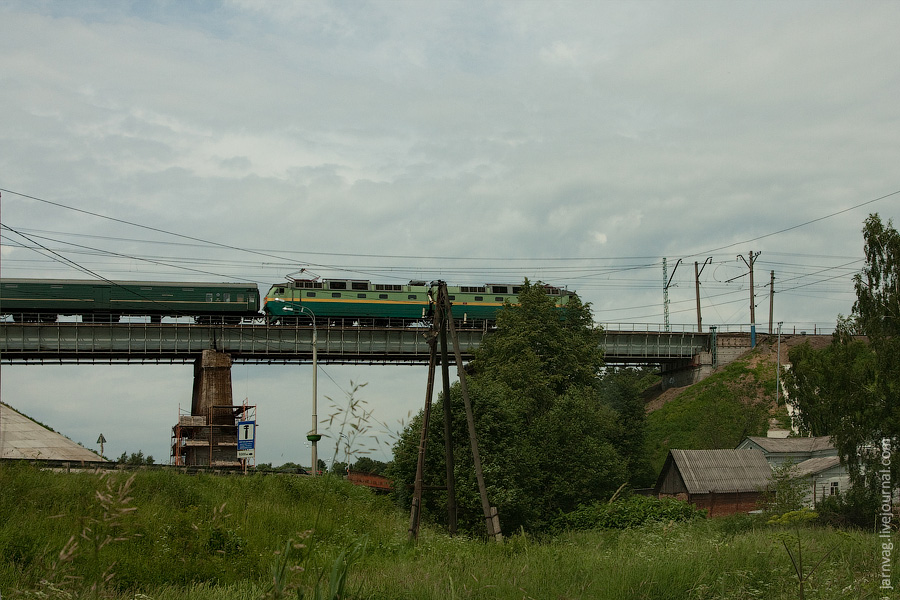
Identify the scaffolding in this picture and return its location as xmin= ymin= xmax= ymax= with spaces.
xmin=171 ymin=402 xmax=256 ymax=468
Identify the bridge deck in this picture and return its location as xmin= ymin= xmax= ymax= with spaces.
xmin=0 ymin=322 xmax=710 ymax=364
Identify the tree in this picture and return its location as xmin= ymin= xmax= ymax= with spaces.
xmin=785 ymin=213 xmax=900 ymax=495
xmin=389 ymin=280 xmax=633 ymax=533
xmin=350 ymin=456 xmax=389 ymax=475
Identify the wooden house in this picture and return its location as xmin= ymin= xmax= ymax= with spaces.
xmin=655 ymin=449 xmax=773 ymax=517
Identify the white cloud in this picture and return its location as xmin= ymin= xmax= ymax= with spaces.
xmin=0 ymin=0 xmax=897 ymax=463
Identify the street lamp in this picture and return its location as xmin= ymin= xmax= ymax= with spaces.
xmin=271 ymin=299 xmax=320 ymax=475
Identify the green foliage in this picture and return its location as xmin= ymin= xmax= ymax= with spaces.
xmin=816 ymin=485 xmax=881 ymax=530
xmin=0 ymin=461 xmax=884 ymax=599
xmin=768 ymin=509 xmax=846 ymax=600
xmin=762 ymin=461 xmax=808 ymax=517
xmin=600 ymin=367 xmax=657 ymax=487
xmin=554 ymin=494 xmax=707 ymax=531
xmin=785 ymin=214 xmax=900 ymax=495
xmin=646 ymin=354 xmax=772 ymax=474
xmin=390 ymin=280 xmax=639 ymax=534
xmin=0 ymin=462 xmax=400 ymax=597
xmin=116 ymin=450 xmax=155 ymax=465
xmin=350 ymin=456 xmax=389 ymax=475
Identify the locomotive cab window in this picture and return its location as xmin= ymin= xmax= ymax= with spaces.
xmin=275 ymin=287 xmax=285 ymax=294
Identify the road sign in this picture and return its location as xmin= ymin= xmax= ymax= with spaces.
xmin=237 ymin=420 xmax=255 ymax=458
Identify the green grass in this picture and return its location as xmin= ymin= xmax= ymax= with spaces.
xmin=0 ymin=462 xmax=889 ymax=599
xmin=645 ymin=346 xmax=778 ymax=474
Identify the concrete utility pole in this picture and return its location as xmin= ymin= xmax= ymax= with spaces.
xmin=737 ymin=251 xmax=760 ymax=326
xmin=694 ymin=258 xmax=712 ymax=332
xmin=768 ymin=270 xmax=775 ymax=334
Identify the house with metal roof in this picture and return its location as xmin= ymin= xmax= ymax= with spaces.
xmin=736 ymin=436 xmax=849 ymax=506
xmin=654 ymin=448 xmax=773 ymax=517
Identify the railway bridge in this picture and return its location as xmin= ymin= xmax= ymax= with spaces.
xmin=1 ymin=320 xmax=758 ymax=466
xmin=0 ymin=319 xmax=750 ymax=381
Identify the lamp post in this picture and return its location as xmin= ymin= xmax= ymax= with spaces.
xmin=273 ymin=299 xmax=320 ymax=475
xmin=299 ymin=305 xmax=320 ymax=476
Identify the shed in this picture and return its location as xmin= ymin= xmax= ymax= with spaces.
xmin=655 ymin=449 xmax=773 ymax=517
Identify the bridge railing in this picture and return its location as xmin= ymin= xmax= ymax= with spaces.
xmin=597 ymin=322 xmax=834 ymax=335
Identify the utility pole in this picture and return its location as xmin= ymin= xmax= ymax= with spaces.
xmin=663 ymin=258 xmax=681 ymax=332
xmin=662 ymin=258 xmax=669 ymax=332
xmin=737 ymin=251 xmax=760 ymax=346
xmin=409 ymin=282 xmax=499 ymax=542
xmin=737 ymin=251 xmax=760 ymax=325
xmin=694 ymin=258 xmax=712 ymax=332
xmin=768 ymin=270 xmax=775 ymax=334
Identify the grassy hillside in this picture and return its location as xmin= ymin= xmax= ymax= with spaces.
xmin=0 ymin=462 xmax=886 ymax=599
xmin=645 ymin=339 xmax=788 ymax=476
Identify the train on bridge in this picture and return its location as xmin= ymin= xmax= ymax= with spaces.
xmin=0 ymin=277 xmax=576 ymax=325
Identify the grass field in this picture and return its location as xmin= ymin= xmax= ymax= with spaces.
xmin=0 ymin=463 xmax=891 ymax=599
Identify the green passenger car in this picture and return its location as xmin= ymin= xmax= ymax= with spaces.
xmin=263 ymin=279 xmax=574 ymax=324
xmin=0 ymin=278 xmax=260 ymax=322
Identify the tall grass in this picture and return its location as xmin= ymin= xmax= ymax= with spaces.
xmin=0 ymin=462 xmax=890 ymax=599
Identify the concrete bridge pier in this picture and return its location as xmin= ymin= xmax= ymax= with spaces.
xmin=658 ymin=332 xmax=754 ymax=390
xmin=191 ymin=349 xmax=234 ymax=418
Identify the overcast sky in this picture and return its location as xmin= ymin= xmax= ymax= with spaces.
xmin=1 ymin=0 xmax=898 ymax=466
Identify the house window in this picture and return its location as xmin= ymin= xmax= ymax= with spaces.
xmin=830 ymin=481 xmax=839 ymax=496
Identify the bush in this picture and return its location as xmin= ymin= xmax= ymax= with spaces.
xmin=554 ymin=494 xmax=706 ymax=531
xmin=816 ymin=485 xmax=879 ymax=529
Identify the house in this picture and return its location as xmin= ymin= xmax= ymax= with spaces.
xmin=655 ymin=449 xmax=773 ymax=517
xmin=736 ymin=436 xmax=850 ymax=505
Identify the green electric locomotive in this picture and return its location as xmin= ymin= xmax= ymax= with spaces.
xmin=263 ymin=278 xmax=575 ymax=324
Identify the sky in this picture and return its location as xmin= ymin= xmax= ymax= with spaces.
xmin=1 ymin=0 xmax=898 ymax=467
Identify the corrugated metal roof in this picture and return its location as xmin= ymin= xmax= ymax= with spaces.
xmin=742 ymin=436 xmax=835 ymax=454
xmin=669 ymin=449 xmax=772 ymax=494
xmin=790 ymin=456 xmax=842 ymax=478
xmin=0 ymin=403 xmax=105 ymax=462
